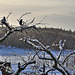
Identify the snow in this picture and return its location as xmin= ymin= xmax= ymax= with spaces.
xmin=0 ymin=45 xmax=73 ymax=75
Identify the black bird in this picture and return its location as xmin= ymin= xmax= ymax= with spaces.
xmin=19 ymin=19 xmax=24 ymax=32
xmin=19 ymin=19 xmax=23 ymax=26
xmin=1 ymin=16 xmax=6 ymax=23
xmin=1 ymin=16 xmax=12 ymax=30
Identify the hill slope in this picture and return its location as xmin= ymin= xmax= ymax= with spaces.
xmin=0 ymin=28 xmax=75 ymax=49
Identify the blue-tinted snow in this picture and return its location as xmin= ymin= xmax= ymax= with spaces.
xmin=0 ymin=45 xmax=33 ymax=56
xmin=0 ymin=45 xmax=74 ymax=75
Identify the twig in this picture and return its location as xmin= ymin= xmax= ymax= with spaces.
xmin=62 ymin=51 xmax=75 ymax=64
xmin=37 ymin=55 xmax=53 ymax=60
xmin=6 ymin=11 xmax=13 ymax=19
xmin=18 ymin=12 xmax=31 ymax=21
xmin=13 ymin=61 xmax=36 ymax=75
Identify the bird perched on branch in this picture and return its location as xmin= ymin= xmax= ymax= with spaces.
xmin=1 ymin=16 xmax=6 ymax=23
xmin=19 ymin=19 xmax=22 ymax=26
xmin=17 ymin=19 xmax=24 ymax=32
xmin=19 ymin=19 xmax=24 ymax=26
xmin=1 ymin=16 xmax=12 ymax=30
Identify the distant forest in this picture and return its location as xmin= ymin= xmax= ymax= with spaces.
xmin=0 ymin=27 xmax=75 ymax=49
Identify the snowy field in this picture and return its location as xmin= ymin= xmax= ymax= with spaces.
xmin=0 ymin=45 xmax=74 ymax=75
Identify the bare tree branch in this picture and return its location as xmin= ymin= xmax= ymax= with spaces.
xmin=26 ymin=17 xmax=35 ymax=26
xmin=62 ymin=51 xmax=75 ymax=64
xmin=31 ymin=50 xmax=40 ymax=60
xmin=0 ymin=25 xmax=39 ymax=42
xmin=45 ymin=68 xmax=55 ymax=75
xmin=21 ymin=37 xmax=71 ymax=75
xmin=18 ymin=12 xmax=31 ymax=21
xmin=38 ymin=56 xmax=54 ymax=60
xmin=13 ymin=60 xmax=36 ymax=75
xmin=6 ymin=11 xmax=13 ymax=19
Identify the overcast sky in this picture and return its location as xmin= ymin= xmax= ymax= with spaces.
xmin=0 ymin=0 xmax=75 ymax=31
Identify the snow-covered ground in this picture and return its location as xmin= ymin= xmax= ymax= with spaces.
xmin=0 ymin=45 xmax=74 ymax=75
xmin=0 ymin=45 xmax=34 ymax=75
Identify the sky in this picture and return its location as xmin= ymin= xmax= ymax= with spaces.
xmin=0 ymin=0 xmax=75 ymax=31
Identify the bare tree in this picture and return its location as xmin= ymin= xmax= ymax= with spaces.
xmin=20 ymin=37 xmax=75 ymax=75
xmin=0 ymin=12 xmax=74 ymax=75
xmin=0 ymin=12 xmax=47 ymax=75
xmin=0 ymin=12 xmax=38 ymax=75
